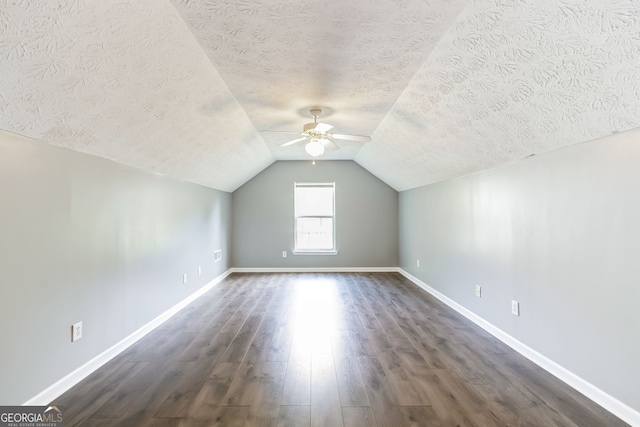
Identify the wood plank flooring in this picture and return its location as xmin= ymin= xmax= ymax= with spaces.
xmin=52 ymin=273 xmax=628 ymax=426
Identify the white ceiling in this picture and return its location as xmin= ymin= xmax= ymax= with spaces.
xmin=1 ymin=0 xmax=639 ymax=192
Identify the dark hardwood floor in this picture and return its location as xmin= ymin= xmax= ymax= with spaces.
xmin=52 ymin=272 xmax=628 ymax=426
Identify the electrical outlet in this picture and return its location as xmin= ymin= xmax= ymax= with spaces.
xmin=71 ymin=321 xmax=83 ymax=342
xmin=282 ymin=251 xmax=287 ymax=258
xmin=416 ymin=259 xmax=420 ymax=267
xmin=214 ymin=249 xmax=222 ymax=262
xmin=511 ymin=300 xmax=520 ymax=316
xmin=183 ymin=273 xmax=188 ymax=284
xmin=198 ymin=266 xmax=202 ymax=276
xmin=475 ymin=285 xmax=482 ymax=298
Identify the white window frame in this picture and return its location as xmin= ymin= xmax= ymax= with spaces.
xmin=293 ymin=182 xmax=337 ymax=255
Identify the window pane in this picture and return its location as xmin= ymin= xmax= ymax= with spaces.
xmin=295 ymin=186 xmax=334 ymax=217
xmin=296 ymin=217 xmax=334 ymax=250
xmin=294 ymin=183 xmax=335 ymax=252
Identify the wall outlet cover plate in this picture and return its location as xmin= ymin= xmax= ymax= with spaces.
xmin=511 ymin=300 xmax=520 ymax=316
xmin=72 ymin=321 xmax=83 ymax=342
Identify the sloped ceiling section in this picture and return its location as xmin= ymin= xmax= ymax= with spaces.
xmin=170 ymin=0 xmax=469 ymax=162
xmin=356 ymin=0 xmax=640 ymax=190
xmin=0 ymin=1 xmax=272 ymax=192
xmin=1 ymin=0 xmax=640 ymax=192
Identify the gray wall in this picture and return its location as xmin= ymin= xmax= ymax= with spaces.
xmin=0 ymin=131 xmax=231 ymax=404
xmin=399 ymin=128 xmax=640 ymax=413
xmin=231 ymin=161 xmax=398 ymax=268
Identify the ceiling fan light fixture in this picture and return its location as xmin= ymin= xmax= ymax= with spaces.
xmin=305 ymin=139 xmax=325 ymax=157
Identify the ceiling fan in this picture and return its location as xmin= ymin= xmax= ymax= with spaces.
xmin=270 ymin=108 xmax=371 ymax=161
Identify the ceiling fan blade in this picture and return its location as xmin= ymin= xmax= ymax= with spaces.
xmin=313 ymin=122 xmax=334 ymax=133
xmin=278 ymin=136 xmax=309 ymax=147
xmin=321 ymin=139 xmax=340 ymax=151
xmin=328 ymin=133 xmax=371 ymax=142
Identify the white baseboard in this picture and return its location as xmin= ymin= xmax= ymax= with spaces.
xmin=398 ymin=269 xmax=640 ymax=427
xmin=24 ymin=269 xmax=233 ymax=406
xmin=231 ymin=267 xmax=398 ymax=273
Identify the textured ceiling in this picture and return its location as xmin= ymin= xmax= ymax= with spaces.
xmin=0 ymin=1 xmax=272 ymax=192
xmin=1 ymin=0 xmax=639 ymax=192
xmin=357 ymin=0 xmax=640 ymax=190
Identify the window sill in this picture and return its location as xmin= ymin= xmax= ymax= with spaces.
xmin=292 ymin=250 xmax=339 ymax=256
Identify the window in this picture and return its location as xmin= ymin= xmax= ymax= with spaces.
xmin=294 ymin=182 xmax=336 ymax=253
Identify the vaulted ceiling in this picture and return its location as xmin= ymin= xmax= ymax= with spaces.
xmin=2 ymin=1 xmax=639 ymax=192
